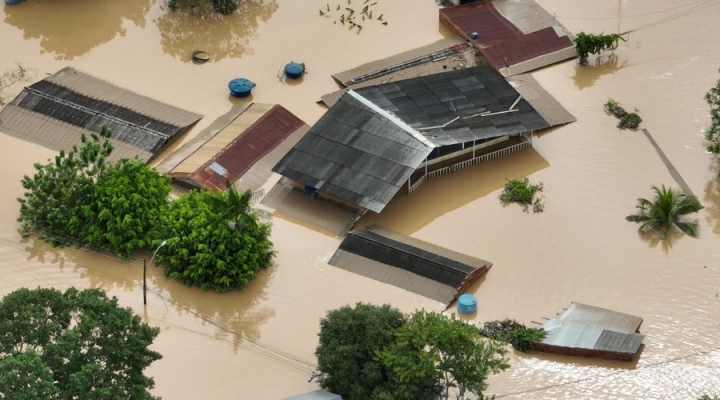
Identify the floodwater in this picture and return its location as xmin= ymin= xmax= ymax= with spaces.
xmin=1 ymin=0 xmax=720 ymax=398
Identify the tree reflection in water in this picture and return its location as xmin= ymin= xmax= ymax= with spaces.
xmin=155 ymin=0 xmax=279 ymax=63
xmin=4 ymin=0 xmax=152 ymax=60
xmin=574 ymin=54 xmax=628 ymax=90
xmin=703 ymin=164 xmax=720 ymax=236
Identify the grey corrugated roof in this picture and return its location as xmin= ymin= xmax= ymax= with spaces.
xmin=0 ymin=67 xmax=203 ymax=163
xmin=540 ymin=303 xmax=644 ymax=355
xmin=272 ymin=93 xmax=433 ymax=213
xmin=329 ymin=226 xmax=491 ymax=306
xmin=355 ymin=65 xmax=550 ymax=146
xmin=506 ymin=73 xmax=576 ymax=126
xmin=284 ymin=390 xmax=342 ymax=400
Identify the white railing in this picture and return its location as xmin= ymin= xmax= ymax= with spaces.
xmin=408 ymin=140 xmax=532 ymax=193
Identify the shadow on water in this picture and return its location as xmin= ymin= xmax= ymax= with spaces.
xmin=150 ymin=265 xmax=277 ymax=352
xmin=4 ymin=0 xmax=153 ymax=60
xmin=702 ymin=164 xmax=720 ymax=236
xmin=514 ymin=344 xmax=643 ymax=371
xmin=155 ymin=0 xmax=279 ymax=63
xmin=356 ymin=147 xmax=551 ymax=235
xmin=574 ymin=54 xmax=628 ymax=90
xmin=636 ymin=225 xmax=687 ymax=254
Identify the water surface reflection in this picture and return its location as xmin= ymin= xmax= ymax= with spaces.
xmin=574 ymin=54 xmax=629 ymax=90
xmin=4 ymin=0 xmax=152 ymax=60
xmin=155 ymin=0 xmax=279 ymax=62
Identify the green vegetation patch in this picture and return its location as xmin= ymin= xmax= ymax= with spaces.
xmin=479 ymin=319 xmax=547 ymax=353
xmin=604 ymin=98 xmax=642 ymax=130
xmin=499 ymin=177 xmax=544 ymax=213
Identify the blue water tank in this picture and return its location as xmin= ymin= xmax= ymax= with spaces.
xmin=470 ymin=32 xmax=479 ymax=40
xmin=5 ymin=0 xmax=20 ymax=5
xmin=228 ymin=78 xmax=254 ymax=98
xmin=284 ymin=62 xmax=305 ymax=79
xmin=457 ymin=294 xmax=477 ymax=314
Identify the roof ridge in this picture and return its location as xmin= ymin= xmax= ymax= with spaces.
xmin=346 ymin=90 xmax=435 ymax=148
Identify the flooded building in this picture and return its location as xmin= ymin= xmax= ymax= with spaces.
xmin=271 ymin=65 xmax=550 ymax=218
xmin=440 ymin=0 xmax=576 ymax=76
xmin=159 ymin=103 xmax=309 ymax=192
xmin=329 ymin=225 xmax=492 ymax=308
xmin=0 ymin=67 xmax=203 ymax=163
xmin=533 ymin=303 xmax=645 ymax=362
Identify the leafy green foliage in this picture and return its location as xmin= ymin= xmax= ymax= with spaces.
xmin=604 ymin=98 xmax=642 ymax=130
xmin=511 ymin=327 xmax=546 ymax=353
xmin=699 ymin=395 xmax=720 ymax=400
xmin=626 ymin=185 xmax=704 ymax=239
xmin=167 ymin=0 xmax=237 ymax=15
xmin=479 ymin=319 xmax=545 ymax=353
xmin=499 ymin=177 xmax=544 ymax=213
xmin=376 ymin=311 xmax=509 ymax=400
xmin=154 ymin=188 xmax=274 ymax=292
xmin=315 ymin=303 xmax=407 ymax=400
xmin=0 ymin=287 xmax=161 ymax=399
xmin=17 ymin=126 xmax=113 ymax=243
xmin=705 ymin=69 xmax=720 ymax=155
xmin=73 ymin=158 xmax=171 ymax=258
xmin=574 ymin=32 xmax=627 ymax=65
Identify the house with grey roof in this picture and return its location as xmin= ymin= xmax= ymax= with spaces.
xmin=272 ymin=65 xmax=550 ymax=215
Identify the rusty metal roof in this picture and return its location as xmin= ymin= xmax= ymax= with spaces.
xmin=0 ymin=67 xmax=203 ymax=163
xmin=440 ymin=0 xmax=575 ymax=76
xmin=168 ymin=104 xmax=307 ymax=192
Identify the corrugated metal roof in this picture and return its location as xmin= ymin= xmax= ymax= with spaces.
xmin=506 ymin=74 xmax=576 ymax=126
xmin=355 ymin=65 xmax=550 ymax=146
xmin=540 ymin=303 xmax=645 ymax=356
xmin=283 ymin=389 xmax=342 ymax=400
xmin=329 ymin=225 xmax=491 ymax=306
xmin=272 ymin=93 xmax=434 ymax=213
xmin=440 ymin=0 xmax=575 ymax=76
xmin=168 ymin=104 xmax=306 ymax=192
xmin=0 ymin=67 xmax=203 ymax=163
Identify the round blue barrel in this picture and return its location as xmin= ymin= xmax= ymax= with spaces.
xmin=5 ymin=0 xmax=20 ymax=5
xmin=228 ymin=78 xmax=253 ymax=97
xmin=284 ymin=62 xmax=305 ymax=79
xmin=457 ymin=294 xmax=477 ymax=314
xmin=470 ymin=32 xmax=479 ymax=40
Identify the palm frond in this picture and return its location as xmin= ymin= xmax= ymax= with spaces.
xmin=626 ymin=215 xmax=650 ymax=222
xmin=674 ymin=221 xmax=699 ymax=237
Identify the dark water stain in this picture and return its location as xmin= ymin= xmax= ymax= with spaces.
xmin=155 ymin=0 xmax=279 ymax=63
xmin=574 ymin=54 xmax=629 ymax=90
xmin=4 ymin=0 xmax=153 ymax=60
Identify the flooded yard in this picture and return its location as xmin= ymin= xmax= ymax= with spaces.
xmin=1 ymin=0 xmax=720 ymax=398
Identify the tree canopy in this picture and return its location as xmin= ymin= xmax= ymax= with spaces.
xmin=626 ymin=185 xmax=703 ymax=239
xmin=573 ymin=32 xmax=627 ymax=65
xmin=315 ymin=304 xmax=509 ymax=400
xmin=0 ymin=287 xmax=162 ymax=399
xmin=705 ymin=69 xmax=720 ymax=155
xmin=153 ymin=187 xmax=274 ymax=292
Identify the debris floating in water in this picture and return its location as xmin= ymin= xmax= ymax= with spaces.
xmin=316 ymin=0 xmax=387 ymax=33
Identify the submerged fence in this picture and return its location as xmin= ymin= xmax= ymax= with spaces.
xmin=408 ymin=140 xmax=532 ymax=193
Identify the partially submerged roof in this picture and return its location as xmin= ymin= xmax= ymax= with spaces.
xmin=272 ymin=91 xmax=434 ymax=213
xmin=273 ymin=65 xmax=549 ymax=213
xmin=329 ymin=225 xmax=491 ymax=306
xmin=283 ymin=390 xmax=342 ymax=400
xmin=440 ymin=0 xmax=576 ymax=76
xmin=506 ymin=74 xmax=576 ymax=126
xmin=536 ymin=303 xmax=645 ymax=361
xmin=165 ymin=103 xmax=307 ymax=191
xmin=0 ymin=67 xmax=203 ymax=162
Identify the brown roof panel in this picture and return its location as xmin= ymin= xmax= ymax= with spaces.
xmin=169 ymin=104 xmax=306 ymax=192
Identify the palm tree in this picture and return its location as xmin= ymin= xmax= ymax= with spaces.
xmin=626 ymin=185 xmax=703 ymax=239
xmin=209 ymin=179 xmax=271 ymax=231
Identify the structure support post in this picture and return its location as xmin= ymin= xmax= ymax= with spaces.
xmin=143 ymin=259 xmax=147 ymax=305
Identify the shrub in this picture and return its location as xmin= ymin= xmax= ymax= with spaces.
xmin=479 ymin=319 xmax=546 ymax=353
xmin=604 ymin=98 xmax=642 ymax=130
xmin=499 ymin=178 xmax=544 ymax=213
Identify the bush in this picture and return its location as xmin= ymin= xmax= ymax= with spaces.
xmin=479 ymin=319 xmax=546 ymax=353
xmin=499 ymin=178 xmax=544 ymax=213
xmin=574 ymin=32 xmax=626 ymax=65
xmin=604 ymin=98 xmax=642 ymax=130
xmin=511 ymin=327 xmax=546 ymax=353
xmin=167 ymin=0 xmax=237 ymax=15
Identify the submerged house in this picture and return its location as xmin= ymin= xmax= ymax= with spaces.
xmin=0 ymin=67 xmax=202 ymax=163
xmin=534 ymin=303 xmax=645 ymax=362
xmin=272 ymin=65 xmax=550 ymax=215
xmin=161 ymin=103 xmax=309 ymax=192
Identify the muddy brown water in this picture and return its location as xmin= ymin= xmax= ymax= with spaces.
xmin=2 ymin=0 xmax=720 ymax=398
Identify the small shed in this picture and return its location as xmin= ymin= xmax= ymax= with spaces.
xmin=534 ymin=303 xmax=645 ymax=362
xmin=283 ymin=389 xmax=342 ymax=400
xmin=164 ymin=103 xmax=308 ymax=192
xmin=440 ymin=0 xmax=576 ymax=76
xmin=0 ymin=67 xmax=203 ymax=162
xmin=329 ymin=225 xmax=491 ymax=307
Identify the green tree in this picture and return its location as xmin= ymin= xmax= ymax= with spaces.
xmin=573 ymin=32 xmax=627 ymax=65
xmin=0 ymin=287 xmax=162 ymax=399
xmin=154 ymin=189 xmax=274 ymax=292
xmin=626 ymin=185 xmax=704 ymax=239
xmin=705 ymin=69 xmax=720 ymax=155
xmin=17 ymin=126 xmax=113 ymax=244
xmin=73 ymin=158 xmax=171 ymax=257
xmin=167 ymin=0 xmax=238 ymax=16
xmin=376 ymin=311 xmax=509 ymax=400
xmin=314 ymin=303 xmax=407 ymax=400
